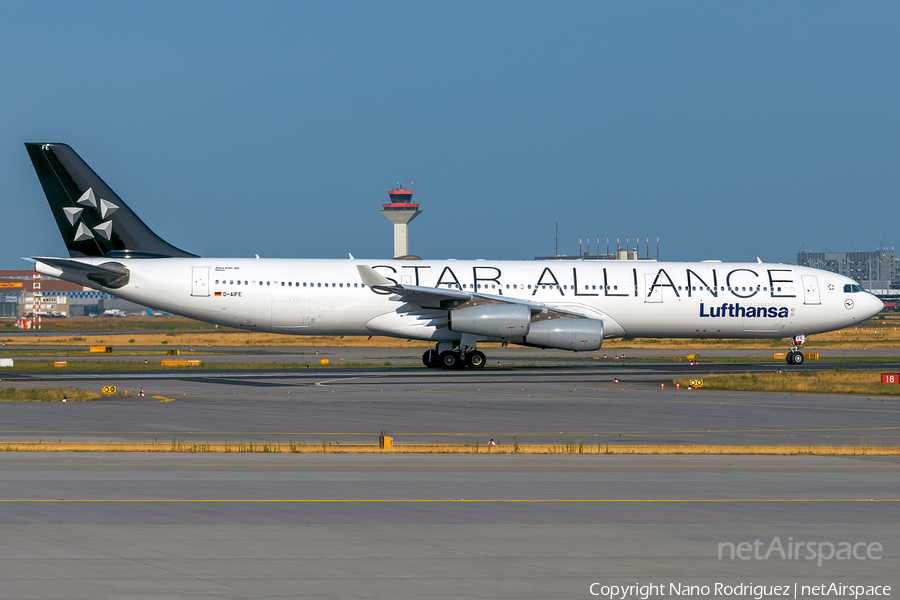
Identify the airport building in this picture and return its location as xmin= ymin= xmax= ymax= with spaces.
xmin=536 ymin=234 xmax=658 ymax=262
xmin=796 ymin=248 xmax=899 ymax=293
xmin=0 ymin=270 xmax=151 ymax=320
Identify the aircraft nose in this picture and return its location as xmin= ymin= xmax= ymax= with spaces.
xmin=864 ymin=293 xmax=884 ymax=318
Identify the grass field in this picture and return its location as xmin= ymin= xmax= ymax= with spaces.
xmin=676 ymin=370 xmax=900 ymax=396
xmin=0 ymin=440 xmax=897 ymax=455
xmin=0 ymin=387 xmax=102 ymax=402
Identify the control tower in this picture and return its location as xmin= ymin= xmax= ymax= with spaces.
xmin=380 ymin=182 xmax=421 ymax=258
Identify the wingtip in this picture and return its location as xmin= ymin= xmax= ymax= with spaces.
xmin=356 ymin=265 xmax=393 ymax=287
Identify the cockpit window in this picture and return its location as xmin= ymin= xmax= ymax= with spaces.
xmin=843 ymin=284 xmax=865 ymax=293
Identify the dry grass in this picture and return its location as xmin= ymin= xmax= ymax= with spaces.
xmin=0 ymin=440 xmax=897 ymax=455
xmin=676 ymin=370 xmax=900 ymax=396
xmin=4 ymin=327 xmax=898 ymax=350
xmin=0 ymin=332 xmax=442 ymax=348
xmin=0 ymin=387 xmax=102 ymax=402
xmin=4 ymin=324 xmax=899 ymax=350
xmin=3 ymin=314 xmax=898 ymax=349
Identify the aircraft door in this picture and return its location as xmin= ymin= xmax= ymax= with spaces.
xmin=644 ymin=274 xmax=662 ymax=303
xmin=801 ymin=275 xmax=820 ymax=305
xmin=191 ymin=267 xmax=209 ymax=297
xmin=272 ymin=300 xmax=311 ymax=328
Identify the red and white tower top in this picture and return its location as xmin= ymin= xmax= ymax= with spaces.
xmin=383 ymin=182 xmax=419 ymax=210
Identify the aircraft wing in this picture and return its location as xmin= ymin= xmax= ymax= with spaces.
xmin=356 ymin=264 xmax=582 ymax=316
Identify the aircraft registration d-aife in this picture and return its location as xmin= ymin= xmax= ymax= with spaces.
xmin=25 ymin=143 xmax=883 ymax=369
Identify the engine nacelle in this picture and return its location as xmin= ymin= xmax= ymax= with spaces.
xmin=448 ymin=304 xmax=531 ymax=338
xmin=524 ymin=318 xmax=604 ymax=351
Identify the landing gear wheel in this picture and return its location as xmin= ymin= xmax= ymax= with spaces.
xmin=467 ymin=351 xmax=486 ymax=369
xmin=439 ymin=351 xmax=461 ymax=369
xmin=422 ymin=349 xmax=440 ymax=368
xmin=787 ymin=351 xmax=804 ymax=365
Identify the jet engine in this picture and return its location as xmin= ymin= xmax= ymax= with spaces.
xmin=524 ymin=318 xmax=604 ymax=351
xmin=448 ymin=304 xmax=531 ymax=338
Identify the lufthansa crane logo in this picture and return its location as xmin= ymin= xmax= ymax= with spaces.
xmin=844 ymin=299 xmax=855 ymax=310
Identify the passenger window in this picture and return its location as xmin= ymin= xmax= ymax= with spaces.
xmin=288 ymin=282 xmax=291 ymax=287
xmin=354 ymin=283 xmax=358 ymax=288
xmin=266 ymin=282 xmax=270 ymax=286
xmin=317 ymin=283 xmax=321 ymax=287
xmin=303 ymin=283 xmax=307 ymax=287
xmin=527 ymin=285 xmax=531 ymax=289
xmin=215 ymin=280 xmax=219 ymax=284
xmin=591 ymin=285 xmax=596 ymax=290
xmin=229 ymin=280 xmax=233 ymax=285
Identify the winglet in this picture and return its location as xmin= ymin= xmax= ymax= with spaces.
xmin=356 ymin=265 xmax=395 ymax=287
xmin=757 ymin=257 xmax=763 ymax=264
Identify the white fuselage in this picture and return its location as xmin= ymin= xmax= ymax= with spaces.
xmin=37 ymin=258 xmax=883 ymax=343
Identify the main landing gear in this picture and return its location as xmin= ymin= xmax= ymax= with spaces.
xmin=786 ymin=335 xmax=807 ymax=365
xmin=422 ymin=346 xmax=486 ymax=369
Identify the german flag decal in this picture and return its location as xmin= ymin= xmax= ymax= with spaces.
xmin=214 ymin=292 xmax=222 ymax=297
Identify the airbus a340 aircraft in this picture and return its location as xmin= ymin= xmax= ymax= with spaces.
xmin=25 ymin=143 xmax=883 ymax=368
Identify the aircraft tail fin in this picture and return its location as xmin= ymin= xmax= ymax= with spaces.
xmin=24 ymin=143 xmax=196 ymax=258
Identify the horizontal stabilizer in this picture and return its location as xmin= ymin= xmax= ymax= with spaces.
xmin=33 ymin=256 xmax=130 ymax=289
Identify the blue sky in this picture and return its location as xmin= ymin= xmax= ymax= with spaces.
xmin=1 ymin=2 xmax=898 ymax=265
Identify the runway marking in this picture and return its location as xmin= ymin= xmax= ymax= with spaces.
xmin=152 ymin=396 xmax=175 ymax=402
xmin=623 ymin=396 xmax=900 ymax=414
xmin=0 ymin=462 xmax=897 ymax=469
xmin=385 ymin=388 xmax=900 ymax=413
xmin=314 ymin=376 xmax=368 ymax=386
xmin=0 ymin=498 xmax=897 ymax=503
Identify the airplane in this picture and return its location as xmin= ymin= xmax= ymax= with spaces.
xmin=24 ymin=143 xmax=883 ymax=369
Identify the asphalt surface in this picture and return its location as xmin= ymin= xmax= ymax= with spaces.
xmin=1 ymin=354 xmax=899 ymax=598
xmin=2 ymin=361 xmax=899 ymax=447
xmin=0 ymin=454 xmax=896 ymax=599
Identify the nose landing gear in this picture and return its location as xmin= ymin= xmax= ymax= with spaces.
xmin=786 ymin=335 xmax=807 ymax=365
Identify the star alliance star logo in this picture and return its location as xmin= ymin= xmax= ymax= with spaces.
xmin=69 ymin=188 xmax=118 ymax=242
